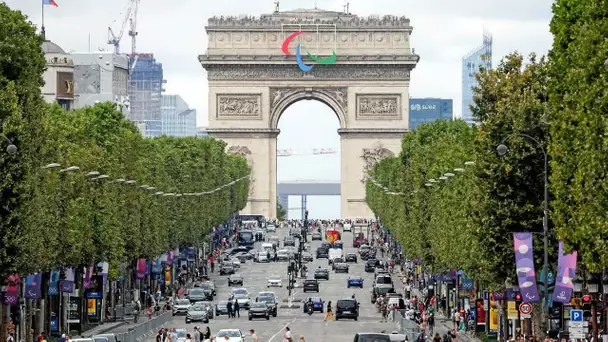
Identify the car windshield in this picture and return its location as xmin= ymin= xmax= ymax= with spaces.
xmin=189 ymin=289 xmax=203 ymax=296
xmin=251 ymin=303 xmax=267 ymax=308
xmin=176 ymin=299 xmax=190 ymax=305
xmin=350 ymin=277 xmax=362 ymax=281
xmin=337 ymin=300 xmax=356 ymax=309
xmin=258 ymin=296 xmax=274 ymax=303
xmin=189 ymin=305 xmax=205 ymax=311
xmin=376 ymin=277 xmax=392 ymax=284
xmin=376 ymin=287 xmax=393 ymax=294
xmin=231 ymin=274 xmax=241 ymax=278
xmin=269 ymin=276 xmax=280 ymax=280
xmin=316 ymin=269 xmax=327 ymax=273
xmin=217 ymin=331 xmax=240 ymax=338
xmin=357 ymin=334 xmax=391 ymax=342
xmin=232 ymin=289 xmax=247 ymax=295
xmin=334 ymin=258 xmax=344 ymax=263
xmin=218 ymin=301 xmax=228 ymax=306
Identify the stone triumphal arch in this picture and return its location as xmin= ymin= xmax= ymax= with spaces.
xmin=199 ymin=8 xmax=419 ymax=219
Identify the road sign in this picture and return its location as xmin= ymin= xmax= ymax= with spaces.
xmin=571 ymin=309 xmax=584 ymax=322
xmin=519 ymin=303 xmax=533 ymax=315
xmin=568 ymin=321 xmax=588 ymax=328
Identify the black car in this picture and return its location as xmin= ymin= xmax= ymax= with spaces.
xmin=335 ymin=299 xmax=359 ymax=321
xmin=187 ymin=288 xmax=207 ymax=303
xmin=316 ymin=248 xmax=329 ymax=259
xmin=314 ymin=268 xmax=330 ymax=280
xmin=320 ymin=242 xmax=332 ymax=249
xmin=219 ymin=264 xmax=235 ymax=275
xmin=284 ymin=237 xmax=296 ymax=247
xmin=302 ymin=252 xmax=313 ymax=262
xmin=228 ymin=274 xmax=244 ymax=286
xmin=311 ymin=232 xmax=322 ymax=241
xmin=365 ymin=259 xmax=380 ymax=272
xmin=291 ymin=231 xmax=301 ymax=239
xmin=345 ymin=253 xmax=358 ymax=263
xmin=334 ymin=262 xmax=349 ymax=273
xmin=248 ymin=302 xmax=270 ymax=320
xmin=256 ymin=295 xmax=278 ymax=316
xmin=303 ymin=279 xmax=320 ymax=292
xmin=214 ymin=300 xmax=229 ymax=316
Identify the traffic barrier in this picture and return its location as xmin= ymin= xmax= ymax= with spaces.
xmin=392 ymin=310 xmax=421 ymax=342
xmin=114 ymin=311 xmax=171 ymax=342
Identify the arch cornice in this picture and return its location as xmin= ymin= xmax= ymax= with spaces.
xmin=269 ymin=87 xmax=348 ymax=130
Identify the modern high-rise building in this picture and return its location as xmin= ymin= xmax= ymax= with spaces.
xmin=129 ymin=53 xmax=165 ymax=137
xmin=409 ymin=98 xmax=453 ymax=130
xmin=461 ymin=31 xmax=492 ymax=125
xmin=161 ymin=95 xmax=197 ymax=137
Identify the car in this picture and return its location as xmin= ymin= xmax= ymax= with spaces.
xmin=231 ymin=288 xmax=251 ymax=309
xmin=371 ymin=284 xmax=395 ymax=303
xmin=219 ymin=264 xmax=235 ymax=275
xmin=343 ymin=223 xmax=352 ymax=232
xmin=185 ymin=303 xmax=209 ymax=324
xmin=332 ymin=240 xmax=344 ymax=249
xmin=267 ymin=275 xmax=282 ymax=287
xmin=302 ymin=297 xmax=324 ymax=313
xmin=202 ymin=281 xmax=216 ymax=296
xmin=334 ymin=262 xmax=349 ymax=273
xmin=172 ymin=299 xmax=191 ymax=316
xmin=187 ymin=288 xmax=208 ymax=303
xmin=365 ymin=259 xmax=380 ymax=272
xmin=345 ymin=253 xmax=358 ymax=263
xmin=316 ymin=248 xmax=329 ymax=259
xmin=302 ymin=252 xmax=313 ymax=262
xmin=228 ymin=274 xmax=244 ymax=286
xmin=335 ymin=298 xmax=359 ymax=321
xmin=331 ymin=257 xmax=345 ymax=270
xmin=266 ymin=225 xmax=276 ymax=232
xmin=311 ymin=232 xmax=322 ymax=241
xmin=196 ymin=301 xmax=214 ymax=319
xmin=215 ymin=329 xmax=245 ymax=342
xmin=214 ymin=300 xmax=229 ymax=316
xmin=234 ymin=252 xmax=248 ymax=263
xmin=248 ymin=302 xmax=270 ymax=320
xmin=269 ymin=236 xmax=280 ymax=247
xmin=291 ymin=230 xmax=301 ymax=239
xmin=257 ymin=251 xmax=269 ymax=263
xmin=283 ymin=237 xmax=296 ymax=247
xmin=353 ymin=333 xmax=391 ymax=342
xmin=173 ymin=329 xmax=188 ymax=342
xmin=314 ymin=268 xmax=330 ymax=280
xmin=255 ymin=295 xmax=278 ymax=317
xmin=347 ymin=276 xmax=364 ymax=288
xmin=303 ymin=279 xmax=320 ymax=292
xmin=277 ymin=249 xmax=289 ymax=261
xmin=230 ymin=258 xmax=241 ymax=268
xmin=374 ymin=274 xmax=393 ymax=286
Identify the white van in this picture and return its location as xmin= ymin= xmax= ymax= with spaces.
xmin=328 ymin=248 xmax=343 ymax=262
xmin=261 ymin=243 xmax=273 ymax=252
xmin=343 ymin=223 xmax=352 ymax=232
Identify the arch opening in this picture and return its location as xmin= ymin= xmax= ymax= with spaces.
xmin=276 ymin=100 xmax=341 ymax=220
xmin=270 ymin=90 xmax=347 ymax=130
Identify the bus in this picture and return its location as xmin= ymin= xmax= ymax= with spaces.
xmin=237 ymin=230 xmax=255 ymax=249
xmin=237 ymin=214 xmax=266 ymax=227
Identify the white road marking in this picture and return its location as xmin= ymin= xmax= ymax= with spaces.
xmin=267 ymin=317 xmax=296 ymax=342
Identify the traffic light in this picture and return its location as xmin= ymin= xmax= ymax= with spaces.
xmin=515 ymin=293 xmax=522 ymax=302
xmin=582 ymin=295 xmax=592 ymax=319
xmin=287 ymin=265 xmax=292 ymax=276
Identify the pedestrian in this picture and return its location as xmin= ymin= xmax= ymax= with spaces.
xmin=226 ymin=299 xmax=233 ymax=318
xmin=234 ymin=300 xmax=240 ymax=317
xmin=203 ymin=327 xmax=211 ymax=341
xmin=323 ymin=301 xmax=335 ymax=321
xmin=427 ymin=313 xmax=435 ymax=335
xmin=284 ymin=327 xmax=294 ymax=342
xmin=452 ymin=309 xmax=460 ymax=331
xmin=58 ymin=334 xmax=66 ymax=342
xmin=433 ymin=333 xmax=441 ymax=342
xmin=249 ymin=330 xmax=259 ymax=342
xmin=185 ymin=334 xmax=192 ymax=342
xmin=193 ymin=327 xmax=201 ymax=342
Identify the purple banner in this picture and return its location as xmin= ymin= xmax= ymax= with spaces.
xmin=3 ymin=290 xmax=18 ymax=305
xmin=83 ymin=265 xmax=93 ymax=289
xmin=61 ymin=268 xmax=75 ymax=293
xmin=136 ymin=258 xmax=147 ymax=280
xmin=25 ymin=273 xmax=42 ymax=299
xmin=513 ymin=232 xmax=541 ymax=303
xmin=553 ymin=242 xmax=578 ymax=303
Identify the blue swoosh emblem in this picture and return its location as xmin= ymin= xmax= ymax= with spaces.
xmin=295 ymin=44 xmax=313 ymax=72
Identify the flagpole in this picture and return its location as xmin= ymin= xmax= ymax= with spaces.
xmin=41 ymin=0 xmax=46 ymax=40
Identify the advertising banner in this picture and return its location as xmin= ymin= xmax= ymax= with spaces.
xmin=135 ymin=258 xmax=147 ymax=280
xmin=61 ymin=268 xmax=75 ymax=293
xmin=553 ymin=241 xmax=578 ymax=303
xmin=83 ymin=265 xmax=93 ymax=289
xmin=87 ymin=298 xmax=96 ymax=316
xmin=489 ymin=307 xmax=499 ymax=331
xmin=513 ymin=233 xmax=541 ymax=302
xmin=48 ymin=270 xmax=60 ymax=296
xmin=507 ymin=301 xmax=518 ymax=319
xmin=25 ymin=273 xmax=42 ymax=299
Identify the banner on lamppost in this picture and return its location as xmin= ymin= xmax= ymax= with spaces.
xmin=135 ymin=259 xmax=147 ymax=280
xmin=552 ymin=241 xmax=578 ymax=303
xmin=83 ymin=265 xmax=94 ymax=289
xmin=61 ymin=268 xmax=75 ymax=293
xmin=25 ymin=273 xmax=42 ymax=299
xmin=513 ymin=232 xmax=541 ymax=302
xmin=49 ymin=271 xmax=60 ymax=296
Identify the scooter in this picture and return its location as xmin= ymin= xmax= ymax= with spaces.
xmin=306 ymin=303 xmax=314 ymax=316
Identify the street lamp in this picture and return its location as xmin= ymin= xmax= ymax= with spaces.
xmin=42 ymin=163 xmax=61 ymax=169
xmin=59 ymin=166 xmax=80 ymax=173
xmin=1 ymin=134 xmax=17 ymax=155
xmin=454 ymin=168 xmax=465 ymax=173
xmin=497 ymin=133 xmax=549 ymax=330
xmin=464 ymin=161 xmax=475 ymax=166
xmin=85 ymin=171 xmax=100 ymax=178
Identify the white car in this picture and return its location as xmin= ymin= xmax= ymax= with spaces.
xmin=215 ymin=329 xmax=245 ymax=342
xmin=267 ymin=275 xmax=282 ymax=287
xmin=343 ymin=223 xmax=352 ymax=232
xmin=267 ymin=225 xmax=276 ymax=232
xmin=257 ymin=252 xmax=269 ymax=263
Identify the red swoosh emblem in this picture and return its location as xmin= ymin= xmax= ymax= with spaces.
xmin=281 ymin=32 xmax=304 ymax=56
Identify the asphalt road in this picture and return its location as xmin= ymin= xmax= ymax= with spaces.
xmin=134 ymin=226 xmax=394 ymax=342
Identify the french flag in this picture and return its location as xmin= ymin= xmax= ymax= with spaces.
xmin=43 ymin=0 xmax=58 ymax=7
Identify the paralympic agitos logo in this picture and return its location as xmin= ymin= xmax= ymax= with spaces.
xmin=281 ymin=32 xmax=337 ymax=72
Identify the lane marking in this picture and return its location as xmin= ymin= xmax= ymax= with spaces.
xmin=267 ymin=318 xmax=296 ymax=342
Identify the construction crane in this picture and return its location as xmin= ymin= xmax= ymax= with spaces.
xmin=107 ymin=0 xmax=136 ymax=54
xmin=277 ymin=148 xmax=339 ymax=157
xmin=128 ymin=0 xmax=140 ymax=55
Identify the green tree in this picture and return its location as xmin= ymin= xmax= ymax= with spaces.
xmin=470 ymin=52 xmax=554 ymax=285
xmin=276 ymin=198 xmax=287 ymax=221
xmin=547 ymin=0 xmax=608 ymax=271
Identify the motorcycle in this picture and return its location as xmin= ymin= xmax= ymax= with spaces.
xmin=306 ymin=303 xmax=314 ymax=316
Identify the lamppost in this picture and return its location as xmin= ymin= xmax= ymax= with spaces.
xmin=0 ymin=134 xmax=17 ymax=155
xmin=496 ymin=133 xmax=549 ymax=332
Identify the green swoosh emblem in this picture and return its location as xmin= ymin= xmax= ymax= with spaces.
xmin=307 ymin=50 xmax=337 ymax=64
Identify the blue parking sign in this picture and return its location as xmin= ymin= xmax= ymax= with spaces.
xmin=571 ymin=309 xmax=583 ymax=322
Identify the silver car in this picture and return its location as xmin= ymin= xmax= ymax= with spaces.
xmin=185 ymin=304 xmax=209 ymax=323
xmin=228 ymin=274 xmax=244 ymax=286
xmin=172 ymin=298 xmax=191 ymax=316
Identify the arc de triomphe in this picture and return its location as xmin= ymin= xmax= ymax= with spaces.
xmin=199 ymin=8 xmax=419 ymax=219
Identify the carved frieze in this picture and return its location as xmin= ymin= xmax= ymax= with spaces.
xmin=356 ymin=94 xmax=401 ymax=119
xmin=207 ymin=65 xmax=410 ymax=81
xmin=269 ymin=87 xmax=347 ymax=114
xmin=360 ymin=142 xmax=395 ymax=182
xmin=227 ymin=145 xmax=255 ymax=196
xmin=216 ymin=94 xmax=262 ymax=119
xmin=206 ymin=13 xmax=411 ymax=28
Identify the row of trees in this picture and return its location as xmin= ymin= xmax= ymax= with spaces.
xmin=367 ymin=44 xmax=608 ymax=285
xmin=0 ymin=4 xmax=249 ymax=280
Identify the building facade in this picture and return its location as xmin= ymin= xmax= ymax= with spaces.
xmin=71 ymin=52 xmax=129 ymax=113
xmin=161 ymin=95 xmax=197 ymax=137
xmin=409 ymin=98 xmax=453 ymax=130
xmin=196 ymin=128 xmax=209 ymax=138
xmin=42 ymin=41 xmax=76 ymax=111
xmin=461 ymin=31 xmax=492 ymax=125
xmin=129 ymin=53 xmax=165 ymax=137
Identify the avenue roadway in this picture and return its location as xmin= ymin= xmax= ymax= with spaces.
xmin=142 ymin=226 xmax=392 ymax=342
